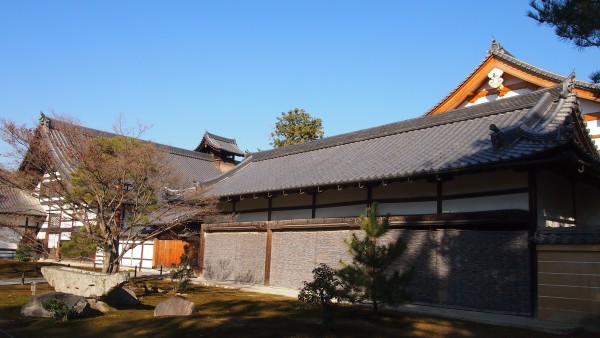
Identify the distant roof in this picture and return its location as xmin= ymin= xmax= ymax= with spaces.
xmin=38 ymin=114 xmax=223 ymax=186
xmin=206 ymin=83 xmax=597 ymax=197
xmin=0 ymin=185 xmax=45 ymax=217
xmin=425 ymin=39 xmax=600 ymax=115
xmin=194 ymin=131 xmax=244 ymax=157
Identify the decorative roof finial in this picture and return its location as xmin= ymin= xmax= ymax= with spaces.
xmin=490 ymin=37 xmax=502 ymax=53
xmin=39 ymin=111 xmax=51 ymax=127
xmin=560 ymin=71 xmax=576 ymax=98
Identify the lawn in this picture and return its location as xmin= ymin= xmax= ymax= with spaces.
xmin=0 ymin=265 xmax=597 ymax=337
xmin=0 ymin=260 xmax=58 ymax=279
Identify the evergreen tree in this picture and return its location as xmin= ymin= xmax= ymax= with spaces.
xmin=528 ymin=0 xmax=600 ymax=85
xmin=270 ymin=108 xmax=324 ymax=148
xmin=337 ymin=203 xmax=413 ymax=314
xmin=298 ymin=263 xmax=341 ymax=329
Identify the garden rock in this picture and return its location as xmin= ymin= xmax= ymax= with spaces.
xmin=154 ymin=296 xmax=195 ymax=317
xmin=21 ymin=292 xmax=91 ymax=318
xmin=86 ymin=299 xmax=111 ymax=313
xmin=101 ymin=286 xmax=140 ymax=307
xmin=42 ymin=266 xmax=129 ymax=298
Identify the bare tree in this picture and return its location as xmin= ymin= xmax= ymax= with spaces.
xmin=1 ymin=113 xmax=218 ymax=273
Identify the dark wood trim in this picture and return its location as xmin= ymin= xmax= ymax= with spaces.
xmin=207 ymin=209 xmax=530 ymax=233
xmin=442 ymin=187 xmax=529 ymax=200
xmin=204 ymin=223 xmax=268 ymax=232
xmin=311 ymin=192 xmax=317 ymax=219
xmin=267 ymin=197 xmax=272 ymax=221
xmin=233 ymin=187 xmax=529 ymax=215
xmin=437 ymin=180 xmax=443 ymax=214
xmin=198 ymin=224 xmax=206 ymax=274
xmin=571 ymin=179 xmax=577 ymax=227
xmin=367 ymin=185 xmax=373 ymax=207
xmin=232 ymin=201 xmax=236 ymax=213
xmin=264 ymin=223 xmax=272 ymax=286
xmin=528 ymin=166 xmax=538 ymax=317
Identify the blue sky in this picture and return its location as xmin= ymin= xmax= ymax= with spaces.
xmin=1 ymin=1 xmax=598 ymax=162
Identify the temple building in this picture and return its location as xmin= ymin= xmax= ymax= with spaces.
xmin=199 ymin=41 xmax=600 ymax=326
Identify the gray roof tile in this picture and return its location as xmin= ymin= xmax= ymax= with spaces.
xmin=195 ymin=131 xmax=244 ymax=156
xmin=208 ymin=85 xmax=592 ymax=197
xmin=0 ymin=186 xmax=45 ymax=217
xmin=39 ymin=116 xmax=223 ymax=187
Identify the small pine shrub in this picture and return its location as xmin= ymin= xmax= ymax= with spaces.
xmin=41 ymin=298 xmax=77 ymax=321
xmin=14 ymin=245 xmax=32 ymax=262
xmin=170 ymin=264 xmax=193 ymax=292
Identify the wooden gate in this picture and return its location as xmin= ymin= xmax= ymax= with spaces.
xmin=153 ymin=239 xmax=198 ymax=268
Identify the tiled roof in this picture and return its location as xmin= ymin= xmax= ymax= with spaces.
xmin=194 ymin=131 xmax=245 ymax=156
xmin=425 ymin=40 xmax=600 ymax=115
xmin=39 ymin=115 xmax=223 ymax=186
xmin=533 ymin=228 xmax=600 ymax=244
xmin=0 ymin=185 xmax=45 ymax=217
xmin=207 ymin=84 xmax=592 ymax=197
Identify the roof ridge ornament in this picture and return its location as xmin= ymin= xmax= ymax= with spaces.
xmin=488 ymin=38 xmax=505 ymax=55
xmin=560 ymin=71 xmax=576 ymax=99
xmin=39 ymin=111 xmax=51 ymax=127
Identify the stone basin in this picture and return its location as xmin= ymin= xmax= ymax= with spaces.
xmin=41 ymin=266 xmax=130 ymax=298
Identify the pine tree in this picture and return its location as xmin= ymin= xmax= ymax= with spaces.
xmin=337 ymin=203 xmax=413 ymax=313
xmin=270 ymin=108 xmax=324 ymax=148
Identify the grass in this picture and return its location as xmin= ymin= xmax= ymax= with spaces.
xmin=0 ymin=260 xmax=58 ymax=279
xmin=1 ymin=276 xmax=598 ymax=338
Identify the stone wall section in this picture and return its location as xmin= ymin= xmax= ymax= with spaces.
xmin=270 ymin=230 xmax=356 ymax=289
xmin=202 ymin=226 xmax=530 ymax=315
xmin=203 ymin=232 xmax=266 ymax=284
xmin=383 ymin=229 xmax=531 ymax=315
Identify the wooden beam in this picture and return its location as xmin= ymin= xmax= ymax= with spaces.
xmin=264 ymin=223 xmax=272 ymax=286
xmin=198 ymin=225 xmax=206 ymax=275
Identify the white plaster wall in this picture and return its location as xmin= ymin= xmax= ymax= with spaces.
xmin=443 ymin=193 xmax=529 ymax=213
xmin=0 ymin=228 xmax=20 ymax=249
xmin=378 ymin=201 xmax=437 ymax=215
xmin=579 ymin=99 xmax=600 ymax=115
xmin=272 ymin=193 xmax=312 ymax=208
xmin=271 ymin=209 xmax=312 ymax=221
xmin=48 ymin=234 xmax=59 ymax=249
xmin=372 ymin=179 xmax=435 ymax=199
xmin=235 ymin=197 xmax=268 ymax=211
xmin=537 ymin=170 xmax=575 ymax=228
xmin=444 ymin=170 xmax=527 ymax=195
xmin=236 ymin=212 xmax=269 ymax=222
xmin=316 ymin=188 xmax=367 ymax=205
xmin=315 ymin=204 xmax=368 ymax=218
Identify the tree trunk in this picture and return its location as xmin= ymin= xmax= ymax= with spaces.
xmin=101 ymin=238 xmax=120 ymax=274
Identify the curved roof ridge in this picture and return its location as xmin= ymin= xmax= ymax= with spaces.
xmin=250 ymin=86 xmax=562 ymax=162
xmin=202 ymin=154 xmax=254 ymax=186
xmin=194 ymin=131 xmax=245 ymax=156
xmin=492 ymin=49 xmax=599 ymax=91
xmin=424 ymin=39 xmax=599 ymax=115
xmin=205 ymin=131 xmax=237 ymax=144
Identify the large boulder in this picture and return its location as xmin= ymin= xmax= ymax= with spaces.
xmin=21 ymin=292 xmax=92 ymax=318
xmin=154 ymin=296 xmax=195 ymax=317
xmin=101 ymin=286 xmax=140 ymax=307
xmin=41 ymin=266 xmax=129 ymax=298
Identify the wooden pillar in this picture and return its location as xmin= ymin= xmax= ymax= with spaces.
xmin=311 ymin=192 xmax=317 ymax=218
xmin=198 ymin=224 xmax=206 ymax=275
xmin=528 ymin=166 xmax=538 ymax=317
xmin=268 ymin=197 xmax=272 ymax=221
xmin=264 ymin=223 xmax=272 ymax=286
xmin=436 ymin=180 xmax=443 ymax=214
